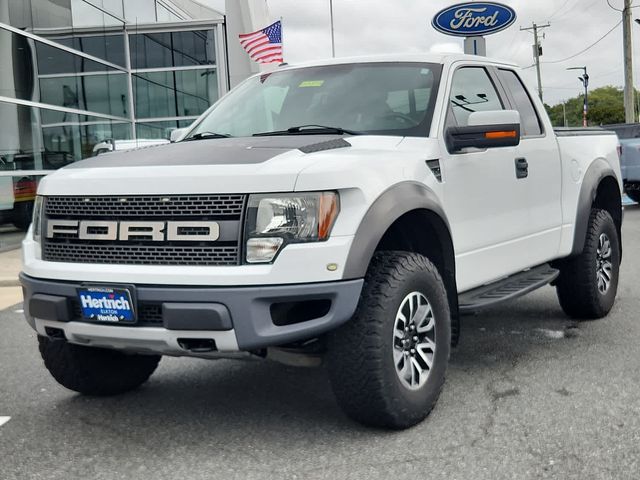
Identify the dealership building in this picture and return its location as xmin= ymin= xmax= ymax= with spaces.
xmin=0 ymin=0 xmax=264 ymax=227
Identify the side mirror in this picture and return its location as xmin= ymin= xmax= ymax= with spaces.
xmin=169 ymin=127 xmax=189 ymax=143
xmin=446 ymin=110 xmax=521 ymax=153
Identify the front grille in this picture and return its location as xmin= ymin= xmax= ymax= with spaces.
xmin=71 ymin=300 xmax=163 ymax=326
xmin=42 ymin=194 xmax=245 ymax=266
xmin=43 ymin=243 xmax=239 ymax=266
xmin=45 ymin=194 xmax=245 ymax=218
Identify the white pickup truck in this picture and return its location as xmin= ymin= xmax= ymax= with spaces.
xmin=21 ymin=54 xmax=623 ymax=429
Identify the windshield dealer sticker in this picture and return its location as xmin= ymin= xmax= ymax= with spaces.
xmin=299 ymin=80 xmax=325 ymax=88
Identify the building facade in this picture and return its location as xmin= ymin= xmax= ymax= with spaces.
xmin=0 ymin=0 xmax=229 ymax=227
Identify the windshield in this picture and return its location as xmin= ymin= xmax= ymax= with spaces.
xmin=186 ymin=62 xmax=442 ymax=139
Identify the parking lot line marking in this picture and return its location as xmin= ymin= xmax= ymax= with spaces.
xmin=0 ymin=417 xmax=10 ymax=427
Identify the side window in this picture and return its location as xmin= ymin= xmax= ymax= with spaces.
xmin=497 ymin=69 xmax=543 ymax=137
xmin=448 ymin=67 xmax=504 ymax=127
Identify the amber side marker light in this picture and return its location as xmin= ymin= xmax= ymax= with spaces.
xmin=485 ymin=130 xmax=517 ymax=139
xmin=318 ymin=193 xmax=340 ymax=240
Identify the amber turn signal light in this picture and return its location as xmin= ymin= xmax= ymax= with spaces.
xmin=485 ymin=130 xmax=517 ymax=139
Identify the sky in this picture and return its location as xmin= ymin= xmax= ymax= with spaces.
xmin=200 ymin=0 xmax=638 ymax=107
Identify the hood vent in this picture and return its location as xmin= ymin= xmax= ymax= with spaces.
xmin=299 ymin=138 xmax=352 ymax=154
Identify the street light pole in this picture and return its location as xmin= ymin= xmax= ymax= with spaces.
xmin=568 ymin=66 xmax=589 ymax=127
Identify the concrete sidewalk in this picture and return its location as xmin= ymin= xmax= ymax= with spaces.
xmin=0 ymin=248 xmax=21 ymax=287
xmin=0 ymin=248 xmax=22 ymax=310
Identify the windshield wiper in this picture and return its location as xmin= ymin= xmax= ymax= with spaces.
xmin=183 ymin=132 xmax=232 ymax=141
xmin=253 ymin=125 xmax=362 ymax=137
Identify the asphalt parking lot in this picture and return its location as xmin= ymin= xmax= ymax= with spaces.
xmin=1 ymin=207 xmax=639 ymax=480
xmin=0 ymin=225 xmax=24 ymax=252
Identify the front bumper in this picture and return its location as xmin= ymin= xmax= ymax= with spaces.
xmin=20 ymin=273 xmax=363 ymax=355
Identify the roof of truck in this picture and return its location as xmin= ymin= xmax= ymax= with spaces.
xmin=273 ymin=53 xmax=519 ymax=71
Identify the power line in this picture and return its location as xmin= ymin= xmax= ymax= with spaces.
xmin=579 ymin=0 xmax=609 ymax=14
xmin=607 ymin=0 xmax=623 ymax=12
xmin=551 ymin=0 xmax=613 ymax=24
xmin=548 ymin=0 xmax=573 ymax=20
xmin=542 ymin=21 xmax=622 ymax=65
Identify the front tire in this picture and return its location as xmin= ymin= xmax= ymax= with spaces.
xmin=38 ymin=337 xmax=161 ymax=396
xmin=327 ymin=252 xmax=451 ymax=429
xmin=556 ymin=209 xmax=620 ymax=319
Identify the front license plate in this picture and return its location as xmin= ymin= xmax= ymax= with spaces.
xmin=77 ymin=287 xmax=136 ymax=323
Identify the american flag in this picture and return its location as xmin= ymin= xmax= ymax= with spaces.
xmin=238 ymin=21 xmax=283 ymax=64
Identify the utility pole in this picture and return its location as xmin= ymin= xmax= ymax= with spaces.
xmin=520 ymin=22 xmax=551 ymax=102
xmin=623 ymin=0 xmax=634 ymax=123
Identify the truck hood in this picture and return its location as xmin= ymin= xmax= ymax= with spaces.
xmin=38 ymin=135 xmax=405 ymax=196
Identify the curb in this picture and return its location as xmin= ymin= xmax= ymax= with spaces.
xmin=0 ymin=280 xmax=21 ymax=288
xmin=0 ymin=244 xmax=21 ymax=254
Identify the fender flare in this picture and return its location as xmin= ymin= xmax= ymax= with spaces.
xmin=343 ymin=182 xmax=452 ymax=279
xmin=571 ymin=158 xmax=621 ymax=256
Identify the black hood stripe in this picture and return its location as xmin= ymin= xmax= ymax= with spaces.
xmin=66 ymin=135 xmax=345 ymax=169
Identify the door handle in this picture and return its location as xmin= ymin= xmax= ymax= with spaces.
xmin=515 ymin=158 xmax=528 ymax=179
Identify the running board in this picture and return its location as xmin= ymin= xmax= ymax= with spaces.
xmin=458 ymin=264 xmax=559 ymax=314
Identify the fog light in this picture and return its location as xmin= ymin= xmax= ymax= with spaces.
xmin=246 ymin=237 xmax=284 ymax=263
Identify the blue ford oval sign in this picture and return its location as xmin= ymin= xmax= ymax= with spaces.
xmin=432 ymin=2 xmax=517 ymax=37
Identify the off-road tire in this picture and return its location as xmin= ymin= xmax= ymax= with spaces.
xmin=326 ymin=251 xmax=451 ymax=429
xmin=38 ymin=336 xmax=161 ymax=396
xmin=556 ymin=209 xmax=620 ymax=319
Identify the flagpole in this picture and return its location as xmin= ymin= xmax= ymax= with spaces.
xmin=329 ymin=0 xmax=335 ymax=57
xmin=280 ymin=16 xmax=284 ymax=63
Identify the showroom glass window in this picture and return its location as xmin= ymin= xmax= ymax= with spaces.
xmin=1 ymin=0 xmax=224 ymax=170
xmin=130 ymin=29 xmax=219 ymax=138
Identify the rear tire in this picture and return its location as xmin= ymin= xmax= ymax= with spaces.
xmin=326 ymin=251 xmax=451 ymax=429
xmin=556 ymin=209 xmax=620 ymax=319
xmin=38 ymin=337 xmax=161 ymax=396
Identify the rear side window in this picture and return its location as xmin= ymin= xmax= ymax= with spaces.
xmin=448 ymin=67 xmax=504 ymax=127
xmin=498 ymin=69 xmax=543 ymax=137
xmin=608 ymin=125 xmax=640 ymax=139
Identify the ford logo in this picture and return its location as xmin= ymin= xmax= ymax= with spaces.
xmin=432 ymin=2 xmax=517 ymax=37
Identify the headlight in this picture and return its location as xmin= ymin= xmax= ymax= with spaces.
xmin=32 ymin=195 xmax=43 ymax=244
xmin=245 ymin=192 xmax=339 ymax=263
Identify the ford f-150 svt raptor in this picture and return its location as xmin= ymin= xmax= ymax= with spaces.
xmin=21 ymin=54 xmax=623 ymax=429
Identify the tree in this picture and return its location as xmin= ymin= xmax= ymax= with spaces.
xmin=545 ymin=86 xmax=636 ymax=127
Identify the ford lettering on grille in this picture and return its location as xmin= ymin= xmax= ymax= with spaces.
xmin=41 ymin=195 xmax=245 ymax=266
xmin=46 ymin=220 xmax=220 ymax=242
